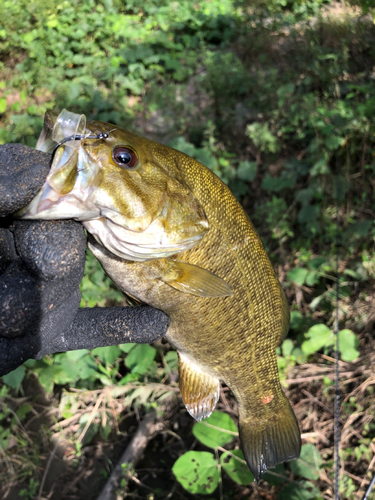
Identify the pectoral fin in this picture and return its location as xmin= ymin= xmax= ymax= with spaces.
xmin=178 ymin=352 xmax=220 ymax=421
xmin=160 ymin=261 xmax=233 ymax=298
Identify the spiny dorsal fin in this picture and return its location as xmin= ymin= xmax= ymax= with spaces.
xmin=160 ymin=261 xmax=233 ymax=298
xmin=178 ymin=352 xmax=220 ymax=421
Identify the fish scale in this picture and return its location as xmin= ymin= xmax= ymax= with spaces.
xmin=20 ymin=110 xmax=301 ymax=482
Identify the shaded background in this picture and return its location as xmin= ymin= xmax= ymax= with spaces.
xmin=0 ymin=0 xmax=375 ymax=498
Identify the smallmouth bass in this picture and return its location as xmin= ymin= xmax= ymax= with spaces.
xmin=19 ymin=110 xmax=301 ymax=480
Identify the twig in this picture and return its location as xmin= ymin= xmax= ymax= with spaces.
xmin=37 ymin=439 xmax=60 ymax=500
xmin=78 ymin=393 xmax=104 ymax=443
xmin=97 ymin=412 xmax=158 ymax=500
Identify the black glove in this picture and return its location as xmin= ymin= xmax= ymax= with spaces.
xmin=0 ymin=143 xmax=170 ymax=377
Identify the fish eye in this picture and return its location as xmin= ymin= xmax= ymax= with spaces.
xmin=112 ymin=146 xmax=138 ymax=169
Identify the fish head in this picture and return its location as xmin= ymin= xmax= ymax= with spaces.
xmin=19 ymin=110 xmax=209 ymax=261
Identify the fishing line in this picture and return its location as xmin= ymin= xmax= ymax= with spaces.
xmin=50 ymin=131 xmax=111 ymax=164
xmin=361 ymin=473 xmax=375 ymax=500
xmin=333 ymin=153 xmax=340 ymax=499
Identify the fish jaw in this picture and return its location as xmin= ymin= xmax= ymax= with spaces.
xmin=17 ymin=142 xmax=102 ymax=221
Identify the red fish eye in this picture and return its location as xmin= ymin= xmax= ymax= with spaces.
xmin=112 ymin=146 xmax=138 ymax=169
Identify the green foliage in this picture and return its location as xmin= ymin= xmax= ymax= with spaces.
xmin=1 ymin=0 xmax=373 ymax=496
xmin=2 ymin=365 xmax=26 ymax=390
xmin=290 ymin=444 xmax=323 ymax=480
xmin=220 ymin=450 xmax=254 ymax=485
xmin=125 ymin=344 xmax=157 ymax=374
xmin=80 ymin=250 xmax=123 ymax=307
xmin=301 ymin=324 xmax=359 ymax=362
xmin=172 ymin=451 xmax=221 ymax=495
xmin=278 ymin=480 xmax=321 ymax=500
xmin=192 ymin=411 xmax=238 ymax=449
xmin=174 ymin=411 xmax=324 ymax=497
xmin=173 ymin=412 xmax=247 ymax=494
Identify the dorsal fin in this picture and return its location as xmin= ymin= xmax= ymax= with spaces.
xmin=178 ymin=352 xmax=220 ymax=421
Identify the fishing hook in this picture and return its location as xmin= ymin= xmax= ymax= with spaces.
xmin=50 ymin=131 xmax=111 ymax=165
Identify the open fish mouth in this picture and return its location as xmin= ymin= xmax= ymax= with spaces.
xmin=17 ymin=109 xmax=209 ymax=262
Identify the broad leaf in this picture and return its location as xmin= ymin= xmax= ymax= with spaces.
xmin=172 ymin=451 xmax=220 ymax=495
xmin=290 ymin=444 xmax=322 ymax=480
xmin=262 ymin=463 xmax=287 ymax=485
xmin=125 ymin=344 xmax=156 ymax=374
xmin=301 ymin=324 xmax=332 ymax=355
xmin=287 ymin=267 xmax=308 ymax=286
xmin=220 ymin=449 xmax=254 ymax=485
xmin=279 ymin=480 xmax=321 ymax=499
xmin=192 ymin=411 xmax=238 ymax=449
xmin=339 ymin=329 xmax=359 ymax=362
xmin=2 ymin=365 xmax=26 ymax=389
xmin=92 ymin=345 xmax=121 ymax=366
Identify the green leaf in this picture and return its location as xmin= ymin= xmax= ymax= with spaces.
xmin=324 ymin=135 xmax=345 ymax=150
xmin=290 ymin=311 xmax=303 ymax=330
xmin=125 ymin=344 xmax=156 ymax=374
xmin=290 ymin=444 xmax=322 ymax=480
xmin=220 ymin=449 xmax=253 ymax=485
xmin=305 ymin=270 xmax=319 ymax=286
xmin=64 ymin=349 xmax=89 ymax=361
xmin=172 ymin=451 xmax=220 ymax=494
xmin=0 ymin=428 xmax=11 ymax=450
xmin=192 ymin=411 xmax=238 ymax=449
xmin=279 ymin=480 xmax=321 ymax=499
xmin=282 ymin=339 xmax=294 ymax=357
xmin=262 ymin=463 xmax=287 ymax=485
xmin=287 ymin=267 xmax=308 ymax=286
xmin=308 ymin=257 xmax=327 ymax=270
xmin=339 ymin=329 xmax=359 ymax=362
xmin=16 ymin=403 xmax=32 ymax=421
xmin=237 ymin=161 xmax=257 ymax=182
xmin=310 ymin=158 xmax=329 ymax=176
xmin=37 ymin=364 xmax=64 ymax=394
xmin=77 ymin=355 xmax=100 ymax=380
xmin=0 ymin=98 xmax=7 ymax=114
xmin=164 ymin=351 xmax=178 ymax=371
xmin=2 ymin=365 xmax=26 ymax=389
xmin=119 ymin=343 xmax=136 ymax=353
xmin=332 ymin=175 xmax=349 ymax=201
xmin=301 ymin=324 xmax=333 ymax=355
xmin=92 ymin=345 xmax=121 ymax=366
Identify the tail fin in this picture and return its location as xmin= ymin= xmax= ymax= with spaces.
xmin=239 ymin=398 xmax=301 ymax=483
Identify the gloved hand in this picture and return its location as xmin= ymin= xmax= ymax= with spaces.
xmin=0 ymin=143 xmax=170 ymax=377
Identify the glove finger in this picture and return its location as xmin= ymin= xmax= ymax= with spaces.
xmin=14 ymin=220 xmax=86 ymax=283
xmin=0 ymin=144 xmax=51 ymax=216
xmin=45 ymin=305 xmax=170 ymax=354
xmin=0 ymin=227 xmax=17 ymax=274
xmin=0 ymin=335 xmax=41 ymax=377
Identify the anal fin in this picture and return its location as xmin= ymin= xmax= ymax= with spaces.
xmin=178 ymin=352 xmax=220 ymax=421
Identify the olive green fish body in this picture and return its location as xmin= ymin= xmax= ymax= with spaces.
xmin=88 ymin=140 xmax=300 ymax=480
xmin=20 ymin=110 xmax=301 ymax=481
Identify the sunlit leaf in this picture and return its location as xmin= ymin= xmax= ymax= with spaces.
xmin=301 ymin=324 xmax=332 ymax=355
xmin=192 ymin=411 xmax=238 ymax=449
xmin=220 ymin=449 xmax=254 ymax=485
xmin=125 ymin=344 xmax=156 ymax=374
xmin=339 ymin=329 xmax=359 ymax=362
xmin=172 ymin=451 xmax=220 ymax=494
